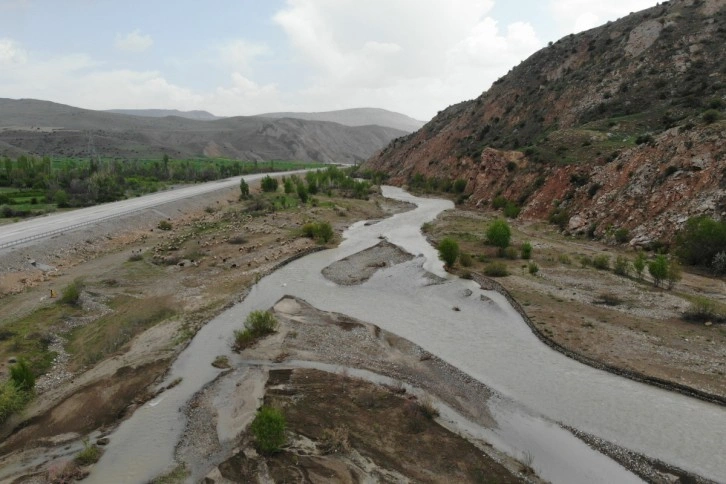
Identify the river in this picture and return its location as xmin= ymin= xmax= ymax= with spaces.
xmin=87 ymin=186 xmax=726 ymax=483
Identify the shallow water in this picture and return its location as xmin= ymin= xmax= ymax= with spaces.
xmin=87 ymin=187 xmax=726 ymax=483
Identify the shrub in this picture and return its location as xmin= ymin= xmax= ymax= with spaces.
xmin=283 ymin=178 xmax=294 ymax=194
xmin=521 ymin=242 xmax=533 ymax=260
xmin=682 ymin=297 xmax=723 ymax=323
xmin=676 ymin=216 xmax=726 ymax=267
xmin=503 ymin=247 xmax=518 ymax=259
xmin=260 ymin=175 xmax=279 ymax=192
xmin=75 ymin=439 xmax=102 ymax=466
xmin=558 ymin=254 xmax=571 ymax=265
xmin=613 ymin=256 xmax=630 ymax=276
xmin=614 ymin=228 xmax=629 ymax=244
xmin=301 ymin=221 xmax=334 ymax=244
xmin=453 ymin=179 xmax=467 ymax=194
xmin=503 ymin=202 xmax=520 ymax=218
xmin=595 ymin=292 xmax=623 ymax=306
xmin=234 ymin=310 xmax=278 ymax=350
xmin=239 ymin=178 xmax=250 ymax=200
xmin=702 ymin=109 xmax=720 ymax=124
xmin=9 ymin=359 xmax=35 ymax=391
xmin=0 ymin=380 xmax=30 ymax=424
xmin=486 ymin=219 xmax=511 ymax=249
xmin=157 ymin=220 xmax=172 ymax=231
xmin=648 ymin=255 xmax=669 ymax=287
xmin=128 ymin=252 xmax=143 ymax=262
xmin=666 ymin=260 xmax=682 ymax=289
xmin=527 ymin=261 xmax=539 ymax=275
xmin=459 ymin=252 xmax=473 ymax=267
xmin=250 ymin=406 xmax=286 ymax=454
xmin=548 ymin=207 xmax=569 ymax=230
xmin=592 ymin=254 xmax=610 ymax=270
xmin=438 ymin=238 xmax=459 ymax=268
xmin=492 ymin=195 xmax=508 ymax=209
xmin=228 ymin=234 xmax=248 ymax=245
xmin=60 ymin=279 xmax=84 ymax=306
xmin=580 ymin=255 xmax=592 ymax=268
xmin=484 ymin=262 xmax=509 ymax=277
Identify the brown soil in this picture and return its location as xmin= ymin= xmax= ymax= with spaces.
xmin=252 ymin=368 xmax=522 ymax=484
xmin=427 ymin=209 xmax=726 ymax=401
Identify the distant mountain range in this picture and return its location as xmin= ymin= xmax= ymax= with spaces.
xmin=255 ymin=108 xmax=425 ymax=133
xmin=106 ymin=109 xmax=220 ymax=121
xmin=0 ymin=99 xmax=407 ymax=164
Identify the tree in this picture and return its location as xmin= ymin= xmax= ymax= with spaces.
xmin=239 ymin=178 xmax=250 ymax=200
xmin=633 ymin=252 xmax=646 ymax=279
xmin=296 ymin=183 xmax=308 ymax=203
xmin=648 ymin=255 xmax=669 ymax=287
xmin=438 ymin=238 xmax=459 ymax=268
xmin=487 ymin=219 xmax=511 ymax=251
xmin=666 ymin=260 xmax=682 ymax=289
xmin=676 ymin=216 xmax=726 ymax=267
xmin=260 ymin=175 xmax=278 ymax=193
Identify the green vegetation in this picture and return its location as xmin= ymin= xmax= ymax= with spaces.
xmin=301 ymin=221 xmax=334 ymax=244
xmin=60 ymin=279 xmax=84 ymax=306
xmin=486 ymin=219 xmax=511 ymax=250
xmin=459 ymin=252 xmax=473 ymax=267
xmin=592 ymin=255 xmax=610 ymax=271
xmin=261 ymin=175 xmax=279 ymax=192
xmin=438 ymin=238 xmax=460 ymax=268
xmin=648 ymin=255 xmax=669 ymax=287
xmin=150 ymin=464 xmax=189 ymax=484
xmin=0 ymin=154 xmax=323 ymax=218
xmin=484 ymin=261 xmax=509 ymax=277
xmin=676 ymin=216 xmax=726 ymax=271
xmin=233 ymin=310 xmax=278 ymax=350
xmin=613 ymin=256 xmax=630 ymax=276
xmin=239 ymin=178 xmax=250 ymax=200
xmin=520 ymin=241 xmax=533 ymax=260
xmin=9 ymin=358 xmax=35 ymax=391
xmin=633 ymin=252 xmax=646 ymax=279
xmin=527 ymin=261 xmax=539 ymax=275
xmin=75 ymin=439 xmax=102 ymax=466
xmin=157 ymin=220 xmax=173 ymax=231
xmin=250 ymin=406 xmax=286 ymax=454
xmin=682 ymin=296 xmax=725 ymax=323
xmin=0 ymin=379 xmax=31 ymax=424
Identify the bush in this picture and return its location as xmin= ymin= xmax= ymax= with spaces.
xmin=250 ymin=406 xmax=286 ymax=454
xmin=261 ymin=175 xmax=279 ymax=193
xmin=592 ymin=255 xmax=610 ymax=270
xmin=296 ymin=183 xmax=309 ymax=203
xmin=648 ymin=255 xmax=669 ymax=287
xmin=9 ymin=359 xmax=35 ymax=391
xmin=484 ymin=262 xmax=509 ymax=277
xmin=521 ymin=242 xmax=533 ymax=260
xmin=453 ymin=179 xmax=467 ymax=194
xmin=234 ymin=310 xmax=278 ymax=350
xmin=487 ymin=219 xmax=511 ymax=249
xmin=283 ymin=178 xmax=294 ymax=194
xmin=676 ymin=216 xmax=726 ymax=267
xmin=60 ymin=279 xmax=84 ymax=306
xmin=702 ymin=109 xmax=720 ymax=124
xmin=492 ymin=196 xmax=508 ymax=209
xmin=666 ymin=260 xmax=682 ymax=289
xmin=503 ymin=202 xmax=520 ymax=218
xmin=527 ymin=261 xmax=539 ymax=275
xmin=633 ymin=252 xmax=646 ymax=279
xmin=595 ymin=292 xmax=623 ymax=306
xmin=239 ymin=178 xmax=250 ymax=200
xmin=613 ymin=256 xmax=630 ymax=276
xmin=75 ymin=439 xmax=102 ymax=466
xmin=682 ymin=297 xmax=723 ymax=323
xmin=548 ymin=207 xmax=569 ymax=230
xmin=157 ymin=220 xmax=172 ymax=231
xmin=438 ymin=238 xmax=459 ymax=268
xmin=459 ymin=252 xmax=473 ymax=267
xmin=301 ymin=221 xmax=334 ymax=244
xmin=614 ymin=228 xmax=629 ymax=244
xmin=0 ymin=380 xmax=30 ymax=424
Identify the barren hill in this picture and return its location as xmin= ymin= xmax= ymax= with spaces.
xmin=0 ymin=99 xmax=405 ymax=164
xmin=365 ymin=0 xmax=726 ymax=245
xmin=255 ymin=107 xmax=425 ymax=133
xmin=106 ymin=109 xmax=221 ymax=121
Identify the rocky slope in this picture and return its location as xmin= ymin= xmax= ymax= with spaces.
xmin=364 ymin=0 xmax=726 ymax=245
xmin=0 ymin=99 xmax=405 ymax=164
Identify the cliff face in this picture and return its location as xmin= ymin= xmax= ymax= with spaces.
xmin=365 ymin=0 xmax=726 ymax=245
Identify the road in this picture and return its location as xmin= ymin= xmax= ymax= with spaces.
xmin=0 ymin=171 xmax=310 ymax=251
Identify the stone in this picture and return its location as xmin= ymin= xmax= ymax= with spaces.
xmin=705 ymin=321 xmax=713 ymax=327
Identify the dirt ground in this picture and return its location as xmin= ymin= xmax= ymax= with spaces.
xmin=426 ymin=209 xmax=726 ymax=401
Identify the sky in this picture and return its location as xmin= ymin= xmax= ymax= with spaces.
xmin=0 ymin=0 xmax=660 ymax=121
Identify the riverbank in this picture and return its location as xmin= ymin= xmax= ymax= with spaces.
xmin=425 ymin=209 xmax=726 ymax=402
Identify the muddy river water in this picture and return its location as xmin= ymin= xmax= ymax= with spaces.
xmin=87 ymin=187 xmax=725 ymax=483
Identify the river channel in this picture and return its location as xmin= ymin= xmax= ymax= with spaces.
xmin=88 ymin=187 xmax=726 ymax=483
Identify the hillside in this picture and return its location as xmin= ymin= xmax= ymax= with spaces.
xmin=0 ymin=99 xmax=405 ymax=164
xmin=106 ymin=109 xmax=221 ymax=121
xmin=365 ymin=0 xmax=726 ymax=245
xmin=255 ymin=107 xmax=425 ymax=133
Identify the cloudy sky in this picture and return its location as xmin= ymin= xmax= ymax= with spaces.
xmin=0 ymin=0 xmax=659 ymax=121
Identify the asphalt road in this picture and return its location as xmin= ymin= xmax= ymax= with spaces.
xmin=0 ymin=170 xmax=311 ymax=251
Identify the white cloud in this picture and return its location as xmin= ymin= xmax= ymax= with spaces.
xmin=218 ymin=39 xmax=270 ymax=70
xmin=272 ymin=0 xmax=541 ymax=119
xmin=0 ymin=38 xmax=27 ymax=64
xmin=115 ymin=29 xmax=153 ymax=53
xmin=548 ymin=0 xmax=659 ymax=35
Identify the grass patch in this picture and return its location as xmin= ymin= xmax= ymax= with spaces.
xmin=67 ymin=295 xmax=176 ymax=369
xmin=682 ymin=296 xmax=726 ymax=323
xmin=0 ymin=379 xmax=32 ymax=424
xmin=60 ymin=278 xmax=84 ymax=306
xmin=75 ymin=439 xmax=102 ymax=466
xmin=150 ymin=464 xmax=189 ymax=484
xmin=483 ymin=262 xmax=509 ymax=277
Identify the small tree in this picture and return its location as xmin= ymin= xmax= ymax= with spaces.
xmin=250 ymin=406 xmax=286 ymax=455
xmin=520 ymin=242 xmax=533 ymax=260
xmin=487 ymin=219 xmax=511 ymax=252
xmin=239 ymin=178 xmax=250 ymax=200
xmin=261 ymin=176 xmax=279 ymax=193
xmin=648 ymin=255 xmax=669 ymax=287
xmin=283 ymin=178 xmax=295 ymax=194
xmin=296 ymin=183 xmax=309 ymax=203
xmin=438 ymin=238 xmax=459 ymax=268
xmin=666 ymin=260 xmax=682 ymax=289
